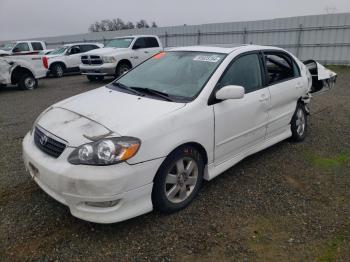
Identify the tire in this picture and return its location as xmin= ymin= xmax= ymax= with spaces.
xmin=115 ymin=62 xmax=131 ymax=78
xmin=87 ymin=75 xmax=104 ymax=82
xmin=291 ymin=103 xmax=307 ymax=142
xmin=152 ymin=145 xmax=204 ymax=214
xmin=18 ymin=73 xmax=37 ymax=90
xmin=51 ymin=63 xmax=65 ymax=78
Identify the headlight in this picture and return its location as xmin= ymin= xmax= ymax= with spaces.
xmin=68 ymin=137 xmax=141 ymax=166
xmin=102 ymin=56 xmax=117 ymax=63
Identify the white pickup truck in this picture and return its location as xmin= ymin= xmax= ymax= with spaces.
xmin=0 ymin=55 xmax=47 ymax=90
xmin=46 ymin=43 xmax=103 ymax=77
xmin=79 ymin=35 xmax=163 ymax=81
xmin=0 ymin=41 xmax=47 ymax=56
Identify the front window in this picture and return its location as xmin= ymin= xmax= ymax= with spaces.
xmin=105 ymin=38 xmax=134 ymax=48
xmin=115 ymin=51 xmax=226 ymax=101
xmin=50 ymin=47 xmax=68 ymax=55
xmin=0 ymin=42 xmax=15 ymax=51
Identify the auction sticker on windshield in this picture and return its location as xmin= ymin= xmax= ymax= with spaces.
xmin=193 ymin=55 xmax=221 ymax=63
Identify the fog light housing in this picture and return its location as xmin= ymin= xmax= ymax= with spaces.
xmin=84 ymin=200 xmax=120 ymax=208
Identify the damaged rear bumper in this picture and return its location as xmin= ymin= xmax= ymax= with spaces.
xmin=22 ymin=132 xmax=164 ymax=224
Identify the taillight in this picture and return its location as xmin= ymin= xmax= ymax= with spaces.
xmin=42 ymin=56 xmax=48 ymax=69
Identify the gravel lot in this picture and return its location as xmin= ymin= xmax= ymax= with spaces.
xmin=0 ymin=69 xmax=349 ymax=261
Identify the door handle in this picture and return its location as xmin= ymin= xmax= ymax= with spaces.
xmin=259 ymin=94 xmax=269 ymax=102
xmin=144 ymin=51 xmax=149 ymax=54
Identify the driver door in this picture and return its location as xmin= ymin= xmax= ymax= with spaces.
xmin=213 ymin=53 xmax=270 ymax=165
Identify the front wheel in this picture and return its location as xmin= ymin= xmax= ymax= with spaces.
xmin=52 ymin=64 xmax=65 ymax=78
xmin=18 ymin=74 xmax=37 ymax=90
xmin=291 ymin=103 xmax=307 ymax=142
xmin=115 ymin=63 xmax=131 ymax=78
xmin=152 ymin=146 xmax=204 ymax=213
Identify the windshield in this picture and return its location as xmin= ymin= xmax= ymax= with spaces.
xmin=0 ymin=42 xmax=15 ymax=51
xmin=115 ymin=51 xmax=226 ymax=100
xmin=50 ymin=47 xmax=68 ymax=55
xmin=106 ymin=38 xmax=134 ymax=48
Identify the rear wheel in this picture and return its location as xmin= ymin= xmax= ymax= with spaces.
xmin=291 ymin=103 xmax=307 ymax=142
xmin=87 ymin=75 xmax=104 ymax=82
xmin=152 ymin=145 xmax=204 ymax=213
xmin=52 ymin=64 xmax=65 ymax=78
xmin=18 ymin=73 xmax=37 ymax=90
xmin=115 ymin=62 xmax=131 ymax=78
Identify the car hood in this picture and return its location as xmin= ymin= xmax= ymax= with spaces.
xmin=45 ymin=54 xmax=62 ymax=58
xmin=0 ymin=50 xmax=10 ymax=55
xmin=84 ymin=47 xmax=129 ymax=56
xmin=49 ymin=86 xmax=186 ymax=142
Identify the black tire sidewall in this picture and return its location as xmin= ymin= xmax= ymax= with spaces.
xmin=291 ymin=103 xmax=307 ymax=142
xmin=19 ymin=74 xmax=37 ymax=90
xmin=152 ymin=146 xmax=204 ymax=213
xmin=115 ymin=63 xmax=131 ymax=78
xmin=53 ymin=64 xmax=64 ymax=78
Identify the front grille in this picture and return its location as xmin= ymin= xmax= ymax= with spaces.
xmin=81 ymin=55 xmax=103 ymax=65
xmin=34 ymin=127 xmax=67 ymax=158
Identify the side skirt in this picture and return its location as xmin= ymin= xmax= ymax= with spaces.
xmin=205 ymin=126 xmax=292 ymax=180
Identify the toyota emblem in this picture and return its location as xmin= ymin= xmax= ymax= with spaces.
xmin=40 ymin=135 xmax=48 ymax=146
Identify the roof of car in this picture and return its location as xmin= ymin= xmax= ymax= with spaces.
xmin=63 ymin=43 xmax=102 ymax=47
xmin=113 ymin=35 xmax=159 ymax=39
xmin=169 ymin=44 xmax=282 ymax=54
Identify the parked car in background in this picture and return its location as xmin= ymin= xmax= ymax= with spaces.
xmin=0 ymin=55 xmax=47 ymax=90
xmin=23 ymin=45 xmax=336 ymax=223
xmin=46 ymin=43 xmax=103 ymax=77
xmin=0 ymin=41 xmax=47 ymax=56
xmin=38 ymin=49 xmax=54 ymax=55
xmin=79 ymin=35 xmax=163 ymax=81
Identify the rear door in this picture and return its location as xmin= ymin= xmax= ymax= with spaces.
xmin=131 ymin=37 xmax=149 ymax=66
xmin=303 ymin=60 xmax=337 ymax=95
xmin=262 ymin=51 xmax=304 ymax=139
xmin=213 ymin=52 xmax=270 ymax=165
xmin=144 ymin=37 xmax=162 ymax=56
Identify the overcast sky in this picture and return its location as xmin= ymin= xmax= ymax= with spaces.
xmin=0 ymin=0 xmax=349 ymax=41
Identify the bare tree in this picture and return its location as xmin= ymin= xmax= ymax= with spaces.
xmin=89 ymin=19 xmax=155 ymax=32
xmin=136 ymin=20 xmax=150 ymax=29
xmin=126 ymin=22 xmax=135 ymax=29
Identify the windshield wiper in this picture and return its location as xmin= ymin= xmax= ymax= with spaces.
xmin=112 ymin=82 xmax=144 ymax=96
xmin=131 ymin=87 xmax=175 ymax=102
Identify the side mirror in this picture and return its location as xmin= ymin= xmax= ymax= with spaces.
xmin=132 ymin=44 xmax=141 ymax=50
xmin=215 ymin=85 xmax=245 ymax=100
xmin=12 ymin=47 xmax=20 ymax=53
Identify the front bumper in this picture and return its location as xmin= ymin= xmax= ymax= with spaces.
xmin=22 ymin=132 xmax=164 ymax=223
xmin=79 ymin=63 xmax=116 ymax=76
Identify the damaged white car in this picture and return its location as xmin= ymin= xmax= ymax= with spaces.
xmin=0 ymin=56 xmax=47 ymax=90
xmin=22 ymin=45 xmax=336 ymax=223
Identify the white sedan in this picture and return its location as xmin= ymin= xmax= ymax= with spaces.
xmin=22 ymin=45 xmax=336 ymax=223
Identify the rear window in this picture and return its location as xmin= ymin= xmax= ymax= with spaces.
xmin=145 ymin=37 xmax=159 ymax=48
xmin=80 ymin=45 xmax=100 ymax=52
xmin=32 ymin=42 xmax=43 ymax=51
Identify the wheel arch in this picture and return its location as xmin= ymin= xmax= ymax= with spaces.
xmin=11 ymin=66 xmax=34 ymax=84
xmin=158 ymin=142 xmax=209 ymax=168
xmin=117 ymin=59 xmax=132 ymax=68
xmin=49 ymin=61 xmax=67 ymax=71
